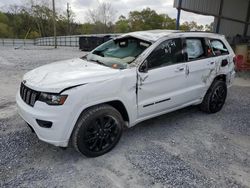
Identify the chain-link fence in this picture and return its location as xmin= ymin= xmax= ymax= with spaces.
xmin=34 ymin=35 xmax=80 ymax=47
xmin=0 ymin=38 xmax=34 ymax=46
xmin=0 ymin=34 xmax=120 ymax=48
xmin=34 ymin=34 xmax=119 ymax=47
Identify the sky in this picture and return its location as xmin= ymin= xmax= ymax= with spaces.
xmin=0 ymin=0 xmax=214 ymax=25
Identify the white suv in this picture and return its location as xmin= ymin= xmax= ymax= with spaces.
xmin=16 ymin=30 xmax=235 ymax=157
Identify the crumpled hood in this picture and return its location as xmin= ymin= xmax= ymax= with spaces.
xmin=23 ymin=58 xmax=120 ymax=93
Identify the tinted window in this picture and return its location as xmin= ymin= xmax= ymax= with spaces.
xmin=146 ymin=38 xmax=184 ymax=69
xmin=186 ymin=38 xmax=206 ymax=61
xmin=210 ymin=39 xmax=229 ymax=56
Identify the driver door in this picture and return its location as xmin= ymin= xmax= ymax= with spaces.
xmin=137 ymin=38 xmax=191 ymax=118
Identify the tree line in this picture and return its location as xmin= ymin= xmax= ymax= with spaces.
xmin=0 ymin=1 xmax=213 ymax=39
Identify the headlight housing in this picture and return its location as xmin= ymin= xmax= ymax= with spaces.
xmin=38 ymin=93 xmax=68 ymax=105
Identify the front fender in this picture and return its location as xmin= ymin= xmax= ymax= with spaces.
xmin=61 ymin=68 xmax=137 ymax=143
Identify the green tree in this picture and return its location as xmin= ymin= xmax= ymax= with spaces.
xmin=0 ymin=12 xmax=14 ymax=38
xmin=0 ymin=22 xmax=13 ymax=38
xmin=128 ymin=8 xmax=165 ymax=31
xmin=115 ymin=15 xmax=130 ymax=33
xmin=79 ymin=23 xmax=95 ymax=34
xmin=0 ymin=12 xmax=9 ymax=23
xmin=0 ymin=3 xmax=210 ymax=38
xmin=28 ymin=31 xmax=40 ymax=39
xmin=180 ymin=21 xmax=204 ymax=31
xmin=161 ymin=14 xmax=176 ymax=29
xmin=87 ymin=2 xmax=116 ymax=33
xmin=127 ymin=8 xmax=176 ymax=31
xmin=205 ymin=22 xmax=214 ymax=32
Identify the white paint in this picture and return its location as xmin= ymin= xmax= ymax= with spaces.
xmin=16 ymin=30 xmax=235 ymax=147
xmin=23 ymin=58 xmax=120 ymax=93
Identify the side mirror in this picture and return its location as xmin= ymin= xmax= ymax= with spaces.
xmin=139 ymin=60 xmax=148 ymax=73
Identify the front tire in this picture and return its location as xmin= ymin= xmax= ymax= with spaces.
xmin=72 ymin=104 xmax=124 ymax=157
xmin=200 ymin=80 xmax=227 ymax=113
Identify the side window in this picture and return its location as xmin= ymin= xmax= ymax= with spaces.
xmin=146 ymin=38 xmax=184 ymax=69
xmin=210 ymin=39 xmax=229 ymax=56
xmin=186 ymin=38 xmax=207 ymax=61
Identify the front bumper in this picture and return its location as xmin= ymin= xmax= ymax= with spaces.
xmin=16 ymin=92 xmax=73 ymax=147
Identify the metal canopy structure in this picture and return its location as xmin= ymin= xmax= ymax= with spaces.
xmin=174 ymin=0 xmax=250 ymax=39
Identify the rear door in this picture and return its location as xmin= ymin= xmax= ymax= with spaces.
xmin=184 ymin=37 xmax=216 ymax=101
xmin=209 ymin=39 xmax=231 ymax=73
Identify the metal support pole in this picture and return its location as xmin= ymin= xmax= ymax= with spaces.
xmin=52 ymin=0 xmax=57 ymax=48
xmin=216 ymin=0 xmax=224 ymax=33
xmin=176 ymin=0 xmax=182 ymax=30
xmin=244 ymin=0 xmax=250 ymax=36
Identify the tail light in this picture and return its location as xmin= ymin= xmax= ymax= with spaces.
xmin=233 ymin=55 xmax=243 ymax=65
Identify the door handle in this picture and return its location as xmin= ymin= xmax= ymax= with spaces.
xmin=207 ymin=62 xmax=215 ymax=66
xmin=175 ymin=66 xmax=184 ymax=72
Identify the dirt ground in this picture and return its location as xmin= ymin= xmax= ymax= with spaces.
xmin=0 ymin=46 xmax=250 ymax=188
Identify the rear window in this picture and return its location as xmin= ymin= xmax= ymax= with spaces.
xmin=186 ymin=39 xmax=205 ymax=60
xmin=210 ymin=39 xmax=229 ymax=56
xmin=185 ymin=38 xmax=212 ymax=61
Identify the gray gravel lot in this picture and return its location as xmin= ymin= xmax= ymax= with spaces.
xmin=0 ymin=46 xmax=250 ymax=188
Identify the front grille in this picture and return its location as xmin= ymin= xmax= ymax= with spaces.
xmin=20 ymin=83 xmax=40 ymax=107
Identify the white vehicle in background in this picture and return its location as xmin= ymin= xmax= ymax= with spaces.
xmin=16 ymin=30 xmax=235 ymax=157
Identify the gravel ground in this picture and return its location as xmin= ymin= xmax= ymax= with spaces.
xmin=0 ymin=46 xmax=250 ymax=188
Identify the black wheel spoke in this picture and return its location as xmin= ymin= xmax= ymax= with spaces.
xmin=104 ymin=118 xmax=112 ymax=128
xmin=98 ymin=117 xmax=105 ymax=129
xmin=85 ymin=135 xmax=97 ymax=142
xmin=89 ymin=139 xmax=98 ymax=150
xmin=109 ymin=122 xmax=116 ymax=129
xmin=98 ymin=138 xmax=104 ymax=151
xmin=209 ymin=84 xmax=226 ymax=112
xmin=83 ymin=115 xmax=120 ymax=153
xmin=86 ymin=129 xmax=97 ymax=136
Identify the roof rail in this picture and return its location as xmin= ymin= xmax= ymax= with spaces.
xmin=175 ymin=30 xmax=224 ymax=36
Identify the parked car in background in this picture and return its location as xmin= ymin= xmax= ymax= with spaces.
xmin=16 ymin=30 xmax=235 ymax=157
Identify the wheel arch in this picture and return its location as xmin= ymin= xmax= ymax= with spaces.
xmin=79 ymin=100 xmax=129 ymax=123
xmin=74 ymin=99 xmax=130 ymax=130
xmin=214 ymin=74 xmax=226 ymax=83
xmin=105 ymin=100 xmax=130 ymax=123
xmin=68 ymin=99 xmax=130 ymax=147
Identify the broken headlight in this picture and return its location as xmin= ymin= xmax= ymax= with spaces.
xmin=38 ymin=93 xmax=68 ymax=105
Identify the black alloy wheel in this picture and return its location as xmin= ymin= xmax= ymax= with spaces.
xmin=209 ymin=85 xmax=227 ymax=112
xmin=72 ymin=105 xmax=123 ymax=157
xmin=84 ymin=115 xmax=120 ymax=152
xmin=200 ymin=80 xmax=227 ymax=113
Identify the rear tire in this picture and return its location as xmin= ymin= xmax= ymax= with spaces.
xmin=200 ymin=80 xmax=227 ymax=113
xmin=72 ymin=104 xmax=124 ymax=157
